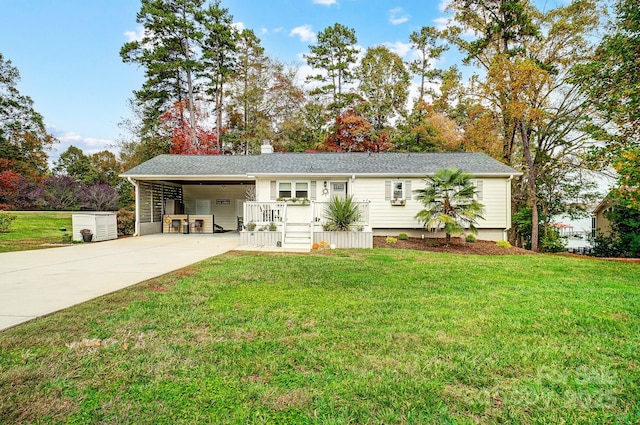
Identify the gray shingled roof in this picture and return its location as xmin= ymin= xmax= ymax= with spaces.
xmin=121 ymin=152 xmax=521 ymax=178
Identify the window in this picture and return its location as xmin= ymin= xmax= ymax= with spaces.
xmin=295 ymin=182 xmax=309 ymax=199
xmin=385 ymin=180 xmax=412 ymax=201
xmin=392 ymin=181 xmax=404 ymax=200
xmin=278 ymin=182 xmax=292 ymax=198
xmin=278 ymin=181 xmax=309 ymax=199
xmin=472 ymin=179 xmax=483 ymax=201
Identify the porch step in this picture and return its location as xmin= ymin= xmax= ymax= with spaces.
xmin=284 ymin=233 xmax=312 ymax=242
xmin=282 ymin=242 xmax=312 ymax=250
xmin=284 ymin=222 xmax=311 ymax=250
xmin=286 ymin=223 xmax=310 ymax=231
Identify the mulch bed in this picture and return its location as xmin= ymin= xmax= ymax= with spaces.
xmin=373 ymin=236 xmax=534 ymax=255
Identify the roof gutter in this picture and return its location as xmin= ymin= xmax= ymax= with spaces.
xmin=120 ymin=174 xmax=257 ymax=181
xmin=250 ymin=172 xmax=523 ymax=178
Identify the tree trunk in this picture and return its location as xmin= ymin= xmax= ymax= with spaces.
xmin=216 ymin=81 xmax=223 ymax=153
xmin=180 ymin=7 xmax=198 ymax=152
xmin=520 ymin=120 xmax=538 ymax=252
xmin=185 ymin=65 xmax=198 ymax=150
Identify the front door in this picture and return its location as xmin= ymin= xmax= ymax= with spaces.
xmin=330 ymin=182 xmax=347 ymax=199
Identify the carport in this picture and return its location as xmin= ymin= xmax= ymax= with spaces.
xmin=121 ymin=155 xmax=263 ymax=236
xmin=123 ymin=176 xmax=255 ymax=236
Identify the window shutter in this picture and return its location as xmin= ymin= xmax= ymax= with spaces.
xmin=310 ymin=181 xmax=317 ymax=200
xmin=475 ymin=180 xmax=483 ymax=201
xmin=270 ymin=181 xmax=276 ymax=199
xmin=385 ymin=181 xmax=391 ymax=200
xmin=405 ymin=180 xmax=412 ymax=200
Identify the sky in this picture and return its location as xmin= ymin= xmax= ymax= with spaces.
xmin=1 ymin=0 xmax=567 ymax=163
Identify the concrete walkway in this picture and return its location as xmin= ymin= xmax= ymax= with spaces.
xmin=0 ymin=233 xmax=240 ymax=331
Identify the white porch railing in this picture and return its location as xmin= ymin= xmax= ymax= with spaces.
xmin=244 ymin=200 xmax=370 ymax=230
xmin=244 ymin=201 xmax=286 ymax=225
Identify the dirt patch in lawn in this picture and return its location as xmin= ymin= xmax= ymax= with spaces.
xmin=373 ymin=236 xmax=534 ymax=255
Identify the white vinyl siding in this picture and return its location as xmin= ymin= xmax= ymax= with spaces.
xmin=356 ymin=177 xmax=508 ymax=229
xmin=255 ymin=176 xmax=511 ymax=230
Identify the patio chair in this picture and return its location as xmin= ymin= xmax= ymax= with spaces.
xmin=193 ymin=219 xmax=204 ymax=233
xmin=170 ymin=219 xmax=181 ymax=233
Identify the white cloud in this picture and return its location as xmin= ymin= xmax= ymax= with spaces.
xmin=273 ymin=27 xmax=284 ymax=33
xmin=294 ymin=62 xmax=317 ymax=88
xmin=384 ymin=41 xmax=413 ymax=59
xmin=389 ymin=7 xmax=410 ymax=25
xmin=313 ymin=0 xmax=337 ymax=5
xmin=260 ymin=27 xmax=268 ymax=35
xmin=433 ymin=17 xmax=451 ymax=31
xmin=434 ymin=16 xmax=476 ymax=38
xmin=232 ymin=21 xmax=245 ymax=31
xmin=290 ymin=25 xmax=316 ymax=42
xmin=438 ymin=0 xmax=452 ymax=13
xmin=56 ymin=131 xmax=112 ymax=149
xmin=47 ymin=126 xmax=115 ymax=162
xmin=123 ymin=26 xmax=145 ymax=42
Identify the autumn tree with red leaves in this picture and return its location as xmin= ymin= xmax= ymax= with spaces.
xmin=159 ymin=100 xmax=219 ymax=155
xmin=323 ymin=110 xmax=392 ymax=153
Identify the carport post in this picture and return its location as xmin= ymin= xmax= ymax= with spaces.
xmin=128 ymin=177 xmax=140 ymax=236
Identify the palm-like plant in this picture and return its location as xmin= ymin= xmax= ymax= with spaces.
xmin=323 ymin=196 xmax=362 ymax=231
xmin=414 ymin=167 xmax=485 ymax=243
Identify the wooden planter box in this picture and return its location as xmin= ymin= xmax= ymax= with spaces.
xmin=240 ymin=231 xmax=282 ymax=247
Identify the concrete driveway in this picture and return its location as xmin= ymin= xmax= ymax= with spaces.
xmin=0 ymin=233 xmax=240 ymax=331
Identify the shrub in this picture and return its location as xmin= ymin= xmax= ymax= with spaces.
xmin=592 ymin=233 xmax=623 ymax=257
xmin=117 ymin=206 xmax=135 ymax=236
xmin=496 ymin=240 xmax=511 ymax=249
xmin=398 ymin=233 xmax=409 ymax=240
xmin=81 ymin=183 xmax=119 ymax=211
xmin=268 ymin=222 xmax=277 ymax=231
xmin=0 ymin=212 xmax=17 ymax=233
xmin=245 ymin=222 xmax=256 ymax=231
xmin=323 ymin=196 xmax=362 ymax=231
xmin=386 ymin=236 xmax=397 ymax=245
xmin=39 ymin=175 xmax=83 ymax=211
xmin=465 ymin=234 xmax=477 ymax=243
xmin=539 ymin=229 xmax=566 ymax=253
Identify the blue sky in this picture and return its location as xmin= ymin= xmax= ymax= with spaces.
xmin=1 ymin=0 xmax=456 ymax=161
xmin=1 ymin=0 xmax=563 ymax=162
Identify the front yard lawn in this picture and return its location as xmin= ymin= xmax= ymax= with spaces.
xmin=0 ymin=212 xmax=73 ymax=252
xmin=1 ymin=250 xmax=639 ymax=424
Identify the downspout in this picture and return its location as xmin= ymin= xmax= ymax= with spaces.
xmin=127 ymin=177 xmax=139 ymax=236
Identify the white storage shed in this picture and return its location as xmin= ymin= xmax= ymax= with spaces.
xmin=72 ymin=212 xmax=118 ymax=242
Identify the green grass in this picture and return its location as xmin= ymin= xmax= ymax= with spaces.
xmin=0 ymin=212 xmax=73 ymax=252
xmin=1 ymin=250 xmax=639 ymax=424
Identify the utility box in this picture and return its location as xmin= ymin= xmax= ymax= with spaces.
xmin=72 ymin=212 xmax=118 ymax=242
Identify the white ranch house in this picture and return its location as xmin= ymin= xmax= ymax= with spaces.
xmin=121 ymin=150 xmax=521 ymax=250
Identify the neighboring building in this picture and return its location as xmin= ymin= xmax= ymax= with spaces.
xmin=121 ymin=148 xmax=521 ymax=249
xmin=592 ymin=195 xmax=614 ymax=238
